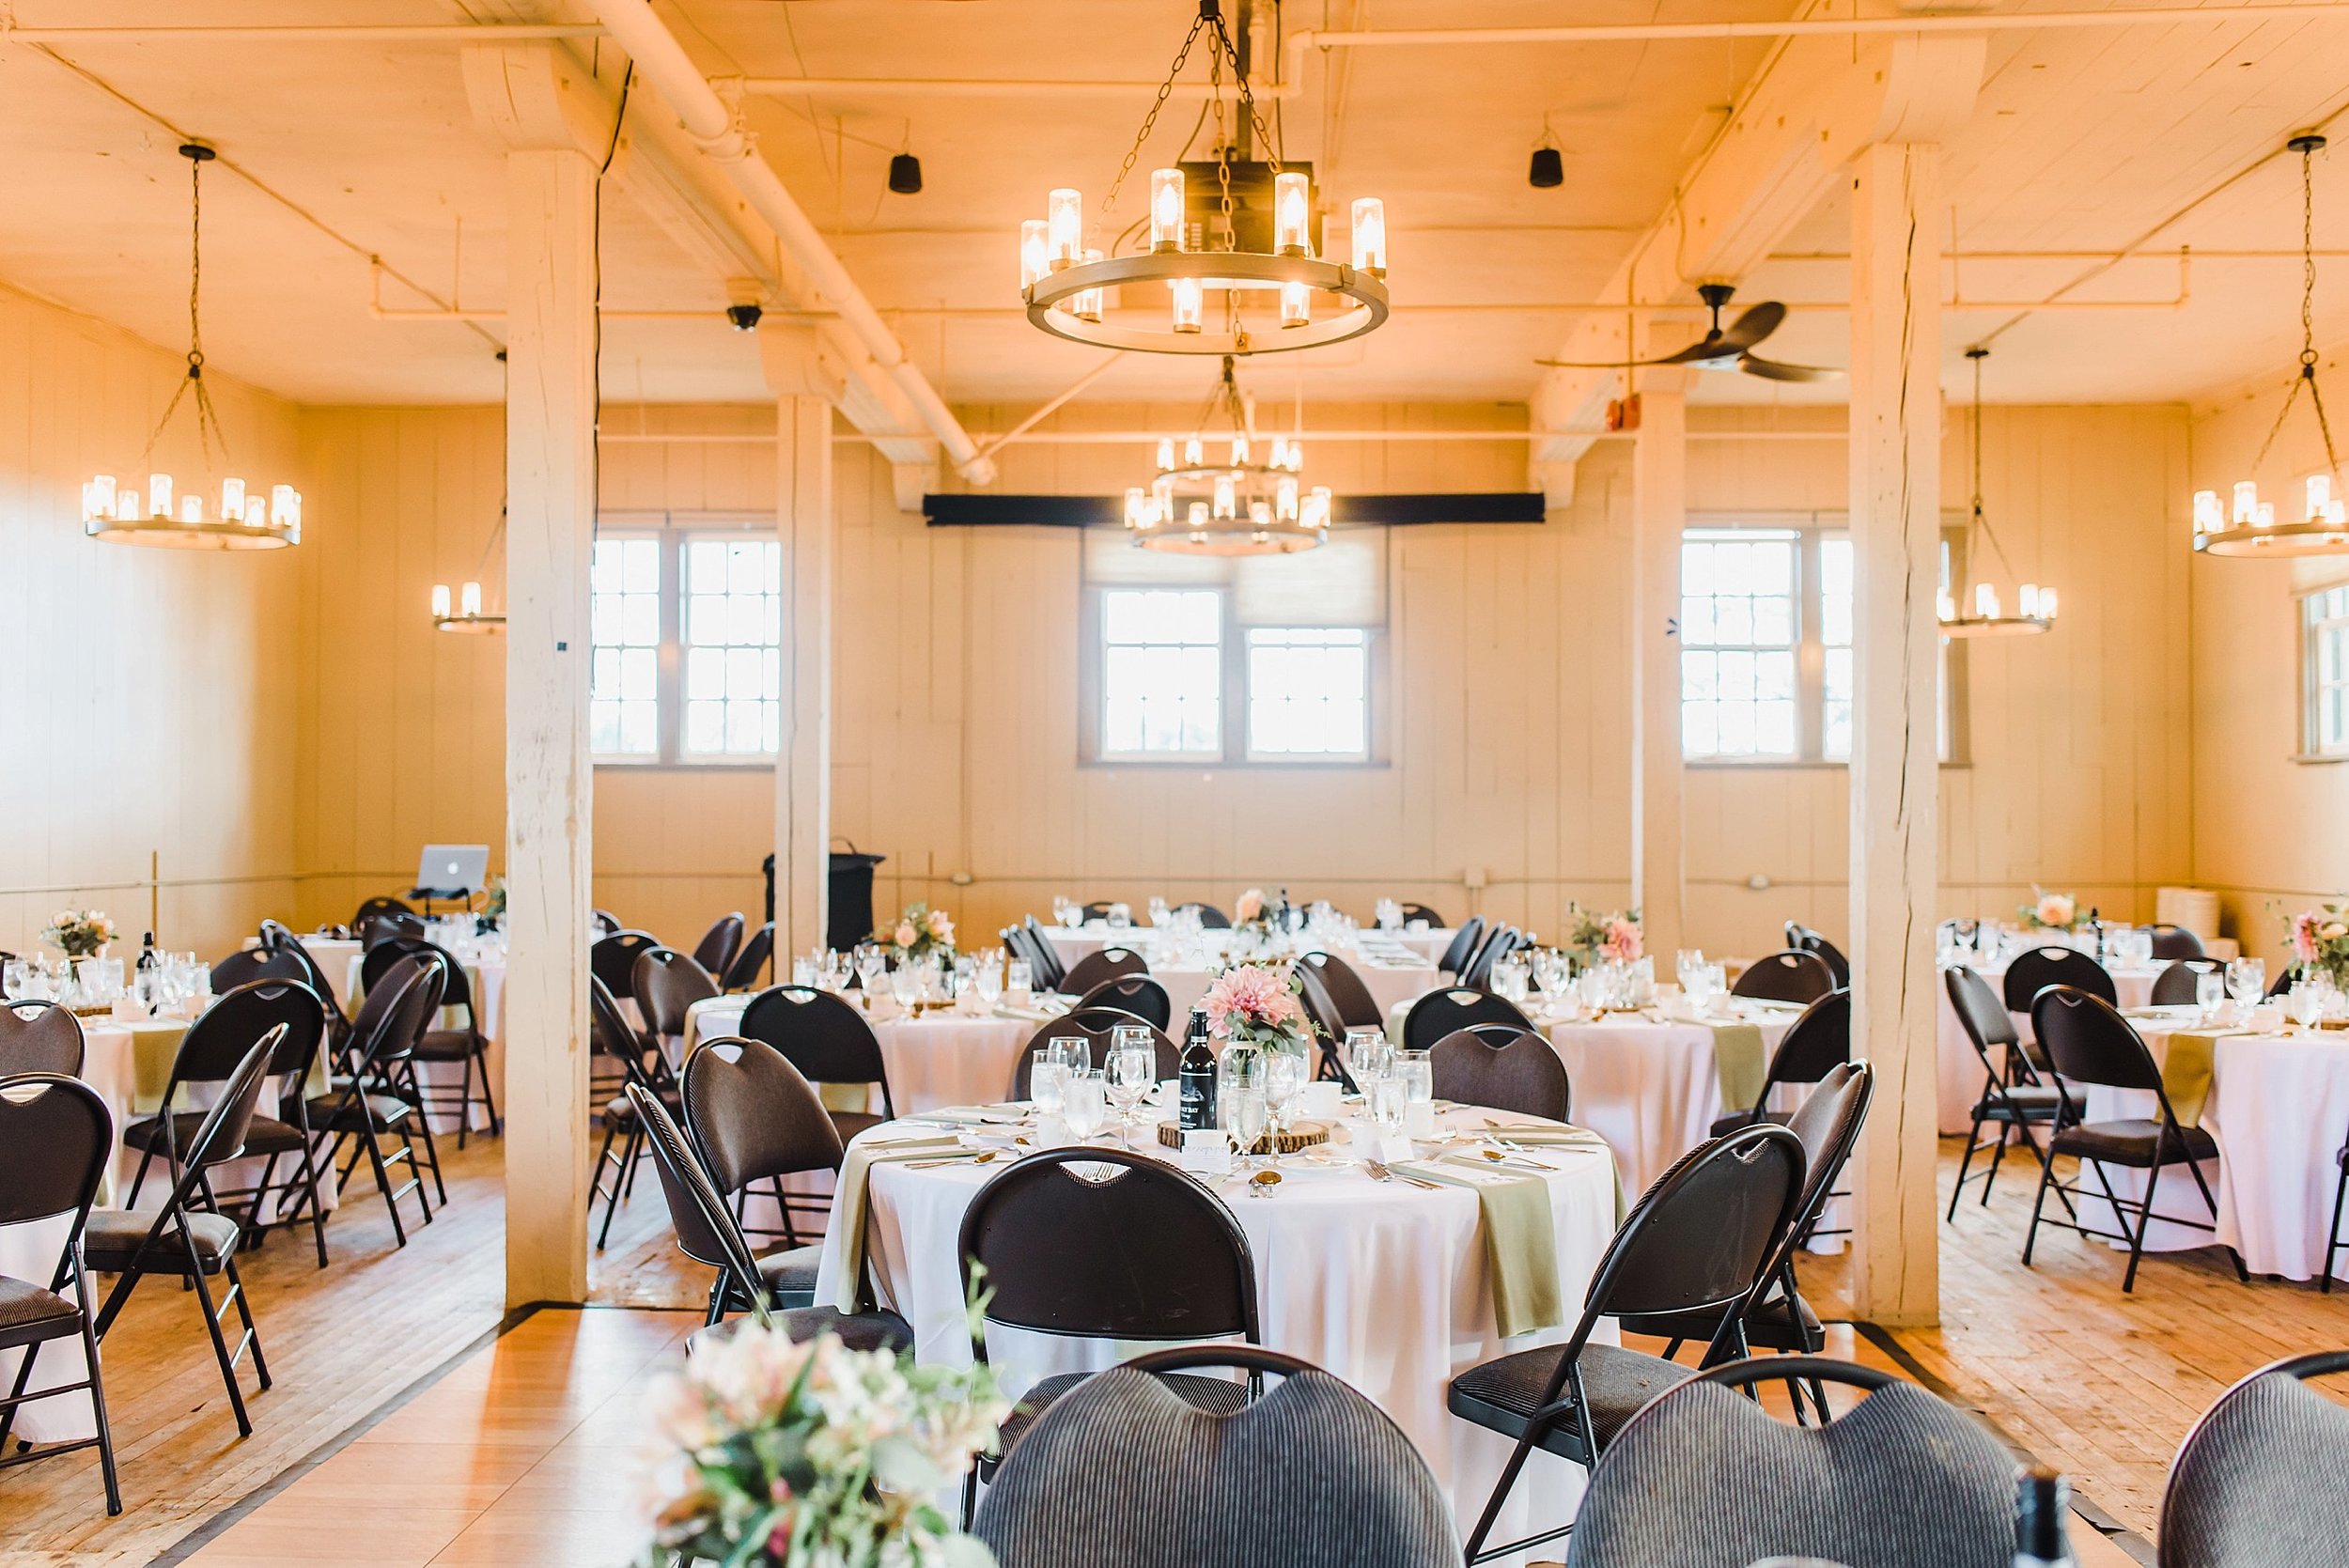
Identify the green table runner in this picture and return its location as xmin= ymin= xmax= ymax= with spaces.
xmin=1395 ymin=1155 xmax=1565 ymax=1338
xmin=1707 ymin=1022 xmax=1768 ymax=1113
xmin=829 ymin=1134 xmax=965 ymax=1312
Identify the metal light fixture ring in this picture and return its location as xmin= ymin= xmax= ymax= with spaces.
xmin=1025 ymin=253 xmax=1388 ymax=356
xmin=2194 ymin=520 xmax=2349 ymax=556
xmin=83 ymin=515 xmax=299 ymax=550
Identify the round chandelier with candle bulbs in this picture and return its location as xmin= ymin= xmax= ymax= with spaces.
xmin=84 ymin=143 xmax=303 ymax=551
xmin=1019 ymin=0 xmax=1388 ymax=357
xmin=1937 ymin=348 xmax=2059 ymax=639
xmin=2191 ymin=134 xmax=2349 ymax=557
xmin=429 ymin=505 xmax=508 ymax=632
xmin=1124 ymin=356 xmax=1331 ymax=555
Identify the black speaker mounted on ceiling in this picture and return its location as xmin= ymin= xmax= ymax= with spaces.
xmin=1528 ymin=146 xmax=1563 ymax=189
xmin=888 ymin=152 xmax=923 ymax=194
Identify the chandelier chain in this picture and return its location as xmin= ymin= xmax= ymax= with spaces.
xmin=1968 ymin=349 xmax=2021 ymax=586
xmin=2250 ymin=142 xmax=2342 ymax=483
xmin=1100 ymin=12 xmax=1206 ymax=228
xmin=142 ymin=147 xmax=228 ymax=471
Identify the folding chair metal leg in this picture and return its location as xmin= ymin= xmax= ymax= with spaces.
xmin=477 ymin=1048 xmax=502 ymax=1137
xmin=358 ymin=1126 xmax=413 ymax=1248
xmin=184 ymin=1257 xmax=255 ymax=1437
xmin=595 ymin=1126 xmax=644 ymax=1250
xmin=1948 ymin=1104 xmax=1987 ymax=1221
xmin=2326 ymin=1154 xmax=2349 ymax=1293
xmin=70 ymin=1259 xmax=122 ymax=1514
xmin=0 ymin=1339 xmax=39 ymax=1453
xmin=2123 ymin=1157 xmax=2162 ymax=1294
xmin=2020 ymin=1135 xmax=2061 ymax=1268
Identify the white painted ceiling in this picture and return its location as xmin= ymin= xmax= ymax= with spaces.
xmin=5 ymin=1 xmax=2349 ymax=414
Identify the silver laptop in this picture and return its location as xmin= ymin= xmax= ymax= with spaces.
xmin=412 ymin=844 xmax=490 ymax=897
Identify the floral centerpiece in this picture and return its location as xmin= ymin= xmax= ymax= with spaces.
xmin=2018 ymin=887 xmax=2080 ymax=932
xmin=1199 ymin=961 xmax=1314 ymax=1053
xmin=41 ymin=909 xmax=117 ymax=960
xmin=878 ymin=903 xmax=956 ymax=965
xmin=641 ymin=1310 xmax=1006 ymax=1568
xmin=1564 ymin=903 xmax=1641 ymax=968
xmin=2289 ymin=902 xmax=2349 ymax=988
xmin=1231 ymin=887 xmax=1269 ymax=934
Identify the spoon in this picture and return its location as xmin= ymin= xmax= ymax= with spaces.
xmin=908 ymin=1149 xmax=1000 ymax=1170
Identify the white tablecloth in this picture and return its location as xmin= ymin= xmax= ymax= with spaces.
xmin=1142 ymin=958 xmax=1439 ymax=1022
xmin=688 ymin=996 xmax=1032 ymax=1113
xmin=1538 ymin=1010 xmax=1797 ymax=1200
xmin=2075 ymin=1022 xmax=2349 ymax=1282
xmin=814 ymin=1106 xmax=1622 ymax=1544
xmin=1936 ymin=961 xmax=2162 ymax=1134
xmin=1041 ymin=926 xmax=1439 ymax=1017
xmin=342 ymin=950 xmax=506 ymax=1133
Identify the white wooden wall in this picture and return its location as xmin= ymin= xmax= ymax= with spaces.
xmin=0 ymin=283 xmax=303 ymax=960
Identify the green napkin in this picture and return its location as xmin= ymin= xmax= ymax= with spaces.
xmin=1707 ymin=1022 xmax=1768 ymax=1113
xmin=830 ymin=1135 xmax=966 ymax=1312
xmin=1396 ymin=1156 xmax=1565 ymax=1338
xmin=2158 ymin=1032 xmax=2229 ymax=1127
xmin=128 ymin=1019 xmax=191 ymax=1111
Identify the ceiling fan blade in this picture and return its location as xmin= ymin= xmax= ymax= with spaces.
xmin=1655 ymin=332 xmax=1740 ymax=365
xmin=1533 ymin=354 xmax=1679 ymax=369
xmin=1716 ymin=301 xmax=1787 ymax=351
xmin=1739 ymin=353 xmax=1841 ymax=383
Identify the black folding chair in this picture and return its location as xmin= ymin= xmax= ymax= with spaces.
xmin=362 ymin=937 xmax=500 ymax=1148
xmin=1021 ymin=917 xmax=1069 ymax=991
xmin=2002 ymin=944 xmax=2116 ymax=1012
xmin=2147 ymin=924 xmax=2206 ymax=961
xmin=88 ymin=1032 xmax=282 ymax=1437
xmin=721 ymin=922 xmax=775 ymax=991
xmin=1945 ymin=964 xmax=2076 ymax=1219
xmin=692 ymin=912 xmax=746 ymax=978
xmin=634 ymin=945 xmax=719 ymax=1065
xmin=1010 ymin=1014 xmax=1177 ymax=1098
xmin=1783 ymin=922 xmax=1852 ymax=986
xmin=1448 ymin=1124 xmax=1807 ymax=1563
xmin=590 ymin=975 xmax=681 ymax=1251
xmin=1731 ymin=950 xmax=1836 ymax=1005
xmin=0 ymin=1074 xmax=122 ymax=1512
xmin=1437 ymin=915 xmax=1486 ymax=979
xmin=1172 ymin=902 xmax=1232 ymax=928
xmin=2159 ymin=1349 xmax=2349 ymax=1565
xmin=2150 ymin=957 xmax=2224 ymax=1007
xmin=1295 ymin=950 xmax=1385 ymax=1083
xmin=303 ymin=955 xmax=446 ymax=1248
xmin=591 ymin=929 xmax=661 ymax=1001
xmin=1061 ymin=946 xmax=1149 ymax=995
xmin=629 ymin=1079 xmax=826 ymax=1325
xmin=738 ymin=986 xmax=898 ymax=1145
xmin=1400 ymin=987 xmax=1533 ymax=1053
xmin=0 ymin=999 xmax=86 ymax=1076
xmin=1460 ymin=924 xmax=1524 ymax=988
xmin=684 ymin=1035 xmax=846 ymax=1253
xmin=1070 ymin=973 xmax=1172 ymax=1030
xmin=1427 ymin=1025 xmax=1570 ymax=1122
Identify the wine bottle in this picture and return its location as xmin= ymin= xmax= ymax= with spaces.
xmin=137 ymin=932 xmax=158 ymax=975
xmin=2013 ymin=1468 xmax=2075 ymax=1566
xmin=1178 ymin=1007 xmax=1217 ymax=1131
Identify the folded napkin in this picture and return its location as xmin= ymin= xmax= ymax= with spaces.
xmin=1706 ymin=1023 xmax=1768 ymax=1113
xmin=1395 ymin=1157 xmax=1564 ymax=1338
xmin=1471 ymin=1124 xmax=1614 ymax=1149
xmin=925 ymin=1104 xmax=1030 ymax=1126
xmin=830 ymin=1134 xmax=966 ymax=1312
xmin=2156 ymin=1032 xmax=2230 ymax=1127
xmin=129 ymin=1019 xmax=192 ymax=1111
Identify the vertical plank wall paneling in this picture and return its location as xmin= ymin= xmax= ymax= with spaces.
xmin=281 ymin=397 xmax=2192 ymax=962
xmin=0 ymin=284 xmax=303 ymax=959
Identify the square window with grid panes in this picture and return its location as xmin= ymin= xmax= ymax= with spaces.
xmin=683 ymin=537 xmax=783 ymax=758
xmin=1681 ymin=531 xmax=1799 ymax=757
xmin=2307 ymin=583 xmax=2349 ymax=757
xmin=590 ymin=536 xmax=661 ymax=758
xmin=1247 ymin=628 xmax=1368 ymax=758
xmin=1101 ymin=588 xmax=1222 ymax=757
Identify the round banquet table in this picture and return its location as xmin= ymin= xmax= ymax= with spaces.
xmin=1535 ymin=1006 xmax=1798 ymax=1199
xmin=340 ymin=947 xmax=506 ymax=1133
xmin=813 ymin=1105 xmax=1622 ymax=1547
xmin=686 ymin=995 xmax=1032 ymax=1113
xmin=1935 ymin=959 xmax=2163 ymax=1134
xmin=2073 ymin=1016 xmax=2349 ymax=1283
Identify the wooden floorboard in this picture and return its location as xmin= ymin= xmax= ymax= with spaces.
xmin=4 ymin=1132 xmax=2342 ymax=1565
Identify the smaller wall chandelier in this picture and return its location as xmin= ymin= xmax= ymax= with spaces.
xmin=1020 ymin=1 xmax=1388 ymax=357
xmin=2193 ymin=133 xmax=2349 ymax=557
xmin=85 ymin=142 xmax=302 ymax=551
xmin=1124 ymin=356 xmax=1331 ymax=555
xmin=1938 ymin=347 xmax=2058 ymax=638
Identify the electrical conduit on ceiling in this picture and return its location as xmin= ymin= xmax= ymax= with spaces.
xmin=582 ymin=0 xmax=993 ymax=482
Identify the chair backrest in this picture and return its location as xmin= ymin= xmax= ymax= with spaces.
xmin=1438 ymin=915 xmax=1486 ymax=976
xmin=350 ymin=954 xmax=447 ymax=1074
xmin=1022 ymin=917 xmax=1069 ymax=989
xmin=167 ymin=980 xmax=329 ymax=1094
xmin=1750 ymin=989 xmax=1853 ymax=1107
xmin=974 ymin=1348 xmax=1460 ymax=1568
xmin=2032 ymin=986 xmax=2167 ymax=1095
xmin=1731 ymin=950 xmax=1837 ymax=1004
xmin=1782 ymin=923 xmax=1853 ymax=987
xmin=692 ymin=912 xmax=746 ymax=976
xmin=592 ymin=908 xmax=623 ymax=937
xmin=1778 ymin=1062 xmax=1875 ymax=1242
xmin=1072 ymin=973 xmax=1172 ymax=1031
xmin=2002 ymin=944 xmax=2116 ymax=1012
xmin=958 ymin=1148 xmax=1258 ymax=1347
xmin=634 ymin=946 xmax=719 ymax=1041
xmin=1080 ymin=901 xmax=1116 ymax=922
xmin=683 ymin=1035 xmax=845 ymax=1189
xmin=178 ymin=1029 xmax=286 ymax=1173
xmin=721 ymin=922 xmax=774 ymax=991
xmin=1295 ymin=951 xmax=1383 ymax=1033
xmin=1400 ymin=902 xmax=1445 ymax=928
xmin=263 ymin=927 xmax=350 ymax=1014
xmin=737 ymin=986 xmax=893 ymax=1112
xmin=1011 ymin=1015 xmax=1178 ymax=1097
xmin=2151 ymin=957 xmax=2225 ymax=1007
xmin=2158 ymin=1349 xmax=2349 ymax=1568
xmin=209 ymin=944 xmax=310 ymax=994
xmin=1460 ymin=924 xmax=1522 ymax=987
xmin=1173 ymin=901 xmax=1232 ymax=928
xmin=1400 ymin=987 xmax=1533 ymax=1052
xmin=2147 ymin=923 xmax=2207 ymax=961
xmin=0 ymin=1073 xmax=113 ymax=1228
xmin=1943 ymin=964 xmax=2020 ymax=1052
xmin=361 ymin=937 xmax=474 ymax=1012
xmin=1427 ymin=1026 xmax=1570 ymax=1122
xmin=352 ymin=895 xmax=415 ymax=927
xmin=627 ymin=1080 xmax=767 ymax=1281
xmin=0 ymin=999 xmax=86 ymax=1077
xmin=1583 ymin=1125 xmax=1805 ymax=1332
xmin=361 ymin=911 xmax=428 ymax=949
xmin=590 ymin=929 xmax=661 ymax=999
xmin=1062 ymin=946 xmax=1149 ymax=994
xmin=1567 ymin=1355 xmax=2015 ymax=1568
xmin=589 ymin=974 xmax=666 ymax=1093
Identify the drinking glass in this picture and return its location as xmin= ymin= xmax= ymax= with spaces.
xmin=2290 ymin=982 xmax=2326 ymax=1032
xmin=1342 ymin=1028 xmax=1390 ymax=1093
xmin=2196 ymin=970 xmax=2226 ymax=1018
xmin=1368 ymin=1074 xmax=1407 ymax=1135
xmin=1393 ymin=1048 xmax=1434 ymax=1109
xmin=1263 ymin=1046 xmax=1307 ymax=1133
xmin=1030 ymin=1053 xmax=1069 ymax=1116
xmin=855 ymin=946 xmax=887 ymax=1000
xmin=1228 ymin=1085 xmax=1268 ymax=1167
xmin=889 ymin=962 xmax=920 ymax=1011
xmin=976 ymin=959 xmax=1004 ymax=1010
xmin=1064 ymin=1071 xmax=1108 ymax=1142
xmin=791 ymin=953 xmax=817 ymax=987
xmin=1148 ymin=896 xmax=1170 ymax=926
xmin=1106 ymin=902 xmax=1132 ymax=929
xmin=1006 ymin=958 xmax=1032 ymax=998
xmin=1109 ymin=1030 xmax=1156 ymax=1133
xmin=1675 ymin=949 xmax=1707 ymax=991
xmin=2227 ymin=957 xmax=2266 ymax=1008
xmin=952 ymin=955 xmax=976 ymax=1001
xmin=1047 ymin=1033 xmax=1092 ymax=1077
xmin=1051 ymin=895 xmax=1075 ymax=927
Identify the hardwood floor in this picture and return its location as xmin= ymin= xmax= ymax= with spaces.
xmin=2 ymin=1134 xmax=2340 ymax=1566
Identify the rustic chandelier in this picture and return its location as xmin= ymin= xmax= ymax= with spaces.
xmin=84 ymin=142 xmax=303 ymax=550
xmin=1938 ymin=348 xmax=2059 ymax=638
xmin=1019 ymin=0 xmax=1387 ymax=357
xmin=2192 ymin=133 xmax=2349 ymax=557
xmin=1125 ymin=356 xmax=1331 ymax=554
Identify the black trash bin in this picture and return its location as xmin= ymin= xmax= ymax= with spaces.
xmin=763 ymin=846 xmax=888 ymax=955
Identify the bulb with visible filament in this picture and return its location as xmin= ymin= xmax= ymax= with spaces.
xmin=1149 ymin=168 xmax=1185 ymax=252
xmin=1281 ymin=280 xmax=1312 ymax=328
xmin=1047 ymin=188 xmax=1081 ymax=264
xmin=1275 ymin=172 xmax=1311 ymax=255
xmin=1019 ymin=219 xmax=1050 ymax=291
xmin=1171 ymin=276 xmax=1204 ymax=334
xmin=1349 ymin=197 xmax=1386 ymax=274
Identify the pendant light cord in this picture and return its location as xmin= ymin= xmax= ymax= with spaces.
xmin=2250 ymin=142 xmax=2343 ymax=481
xmin=141 ymin=145 xmax=228 ymax=470
xmin=1967 ymin=348 xmax=2021 ymax=584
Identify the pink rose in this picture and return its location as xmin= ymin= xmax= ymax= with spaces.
xmin=894 ymin=921 xmax=918 ymax=948
xmin=1599 ymin=917 xmax=1643 ymax=963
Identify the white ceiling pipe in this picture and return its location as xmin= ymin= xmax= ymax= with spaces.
xmin=596 ymin=427 xmax=1847 ymax=446
xmin=0 ymin=23 xmax=604 ymax=42
xmin=739 ymin=76 xmax=1299 ymax=101
xmin=585 ymin=0 xmax=991 ymax=481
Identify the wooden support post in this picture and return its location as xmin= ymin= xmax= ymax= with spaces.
xmin=501 ymin=147 xmax=598 ymax=1308
xmin=760 ymin=332 xmax=836 ymax=961
xmin=1630 ymin=376 xmax=1688 ymax=955
xmin=1847 ymin=139 xmax=1945 ymax=1327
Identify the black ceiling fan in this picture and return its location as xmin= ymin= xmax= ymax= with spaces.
xmin=1537 ymin=283 xmax=1839 ymax=382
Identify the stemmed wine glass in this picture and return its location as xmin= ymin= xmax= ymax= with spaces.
xmin=2226 ymin=957 xmax=2266 ymax=1012
xmin=855 ymin=944 xmax=887 ymax=1005
xmin=1108 ymin=1027 xmax=1157 ymax=1140
xmin=1228 ymin=1082 xmax=1269 ymax=1172
xmin=1263 ymin=1046 xmax=1307 ymax=1137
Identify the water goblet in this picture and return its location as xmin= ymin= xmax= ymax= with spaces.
xmin=888 ymin=962 xmax=921 ymax=1012
xmin=1005 ymin=958 xmax=1033 ymax=1001
xmin=1030 ymin=1054 xmax=1069 ymax=1116
xmin=2290 ymin=982 xmax=2326 ymax=1032
xmin=1342 ymin=1028 xmax=1390 ymax=1093
xmin=2195 ymin=970 xmax=2226 ymax=1020
xmin=1109 ymin=1030 xmax=1156 ymax=1135
xmin=1047 ymin=1033 xmax=1092 ymax=1078
xmin=1064 ymin=1071 xmax=1108 ymax=1142
xmin=1263 ymin=1046 xmax=1307 ymax=1134
xmin=976 ymin=960 xmax=1004 ymax=1010
xmin=2227 ymin=957 xmax=2266 ymax=1010
xmin=1228 ymin=1085 xmax=1268 ymax=1168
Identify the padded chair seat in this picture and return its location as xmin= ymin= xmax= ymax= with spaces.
xmin=993 ymin=1370 xmax=1252 ymax=1462
xmin=1708 ymin=1107 xmax=1787 ymax=1139
xmin=2051 ymin=1118 xmax=2218 ymax=1167
xmin=1617 ymin=1291 xmax=1826 ymax=1356
xmin=80 ymin=1208 xmax=241 ymax=1272
xmin=0 ymin=1276 xmax=78 ymax=1344
xmin=1447 ymin=1342 xmax=1694 ymax=1462
xmin=829 ymin=1109 xmax=886 ymax=1144
xmin=601 ymin=1088 xmax=682 ymax=1128
xmin=754 ymin=1245 xmax=822 ymax=1306
xmin=126 ymin=1110 xmax=308 ymax=1157
xmin=412 ymin=1028 xmax=484 ymax=1062
xmin=303 ymin=1091 xmax=418 ymax=1133
xmin=687 ymin=1306 xmax=914 ymax=1359
xmin=1974 ymin=1082 xmax=2077 ymax=1121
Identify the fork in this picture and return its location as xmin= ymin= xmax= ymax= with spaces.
xmin=1364 ymin=1159 xmax=1439 ymax=1190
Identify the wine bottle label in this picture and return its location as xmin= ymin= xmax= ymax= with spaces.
xmin=1179 ymin=1067 xmax=1215 ymax=1131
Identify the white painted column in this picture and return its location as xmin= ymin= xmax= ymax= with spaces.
xmin=1629 ymin=377 xmax=1688 ymax=956
xmin=502 ymin=147 xmax=598 ymax=1308
xmin=1846 ymin=140 xmax=1944 ymax=1326
xmin=772 ymin=392 xmax=834 ymax=961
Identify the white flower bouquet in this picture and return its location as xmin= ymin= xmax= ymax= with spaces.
xmin=41 ymin=908 xmax=117 ymax=959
